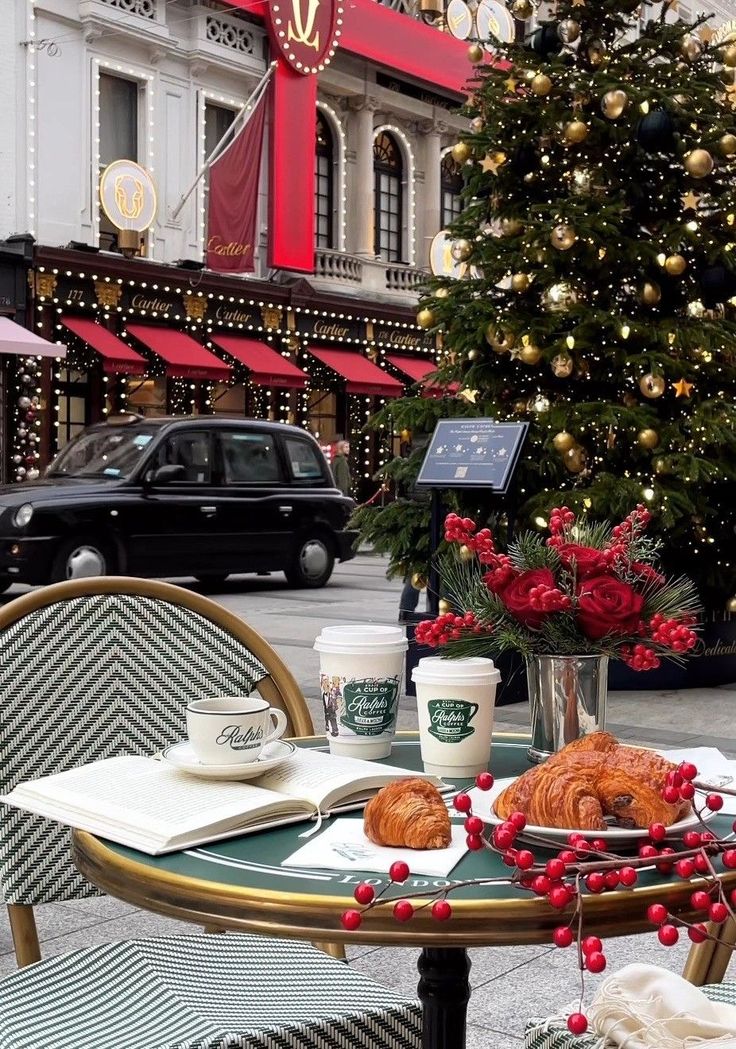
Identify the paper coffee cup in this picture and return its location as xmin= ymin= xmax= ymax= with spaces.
xmin=186 ymin=697 xmax=288 ymax=765
xmin=313 ymin=625 xmax=408 ymax=760
xmin=412 ymin=656 xmax=501 ymax=777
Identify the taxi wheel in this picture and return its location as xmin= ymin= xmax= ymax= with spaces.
xmin=51 ymin=536 xmax=114 ymax=582
xmin=284 ymin=532 xmax=334 ymax=588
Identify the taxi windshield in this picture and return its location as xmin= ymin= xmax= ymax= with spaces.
xmin=47 ymin=427 xmax=157 ymax=479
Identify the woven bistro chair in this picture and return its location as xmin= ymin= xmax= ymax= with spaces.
xmin=0 ymin=575 xmax=315 ymax=967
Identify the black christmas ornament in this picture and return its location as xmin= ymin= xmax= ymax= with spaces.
xmin=530 ymin=22 xmax=563 ymax=58
xmin=636 ymin=109 xmax=676 ymax=153
xmin=700 ymin=264 xmax=736 ymax=308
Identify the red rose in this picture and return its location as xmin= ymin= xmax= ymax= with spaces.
xmin=557 ymin=543 xmax=608 ymax=580
xmin=577 ymin=574 xmax=645 ymax=640
xmin=501 ymin=568 xmax=557 ymax=629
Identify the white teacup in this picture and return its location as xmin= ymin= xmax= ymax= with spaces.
xmin=186 ymin=697 xmax=288 ymax=766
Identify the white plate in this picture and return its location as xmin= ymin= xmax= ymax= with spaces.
xmin=482 ymin=776 xmax=714 ymax=846
xmin=161 ymin=739 xmax=296 ymax=780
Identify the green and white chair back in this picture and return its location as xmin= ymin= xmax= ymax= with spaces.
xmin=0 ymin=577 xmax=313 ymax=961
xmin=0 ymin=934 xmax=422 ymax=1049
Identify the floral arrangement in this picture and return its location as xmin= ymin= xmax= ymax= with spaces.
xmin=340 ymin=763 xmax=736 ymax=1036
xmin=415 ymin=505 xmax=701 ymax=670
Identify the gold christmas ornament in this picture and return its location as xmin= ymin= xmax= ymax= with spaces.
xmin=639 ymin=372 xmax=666 ymax=399
xmin=459 ymin=544 xmax=475 ymax=562
xmin=499 ymin=217 xmax=523 ymax=236
xmin=551 ymin=353 xmax=574 ymax=378
xmin=664 ymin=254 xmax=687 ymax=276
xmin=438 ymin=598 xmax=451 ymax=615
xmin=680 ymin=34 xmax=703 ymax=62
xmin=719 ymin=133 xmax=736 ymax=156
xmin=684 ymin=149 xmax=714 ymax=178
xmin=510 ymin=0 xmax=534 ymax=17
xmin=673 ymin=377 xmax=694 ymax=398
xmin=564 ymin=120 xmax=589 ymax=144
xmin=467 ymin=348 xmax=481 ymax=361
xmin=571 ymin=166 xmax=593 ymax=194
xmin=727 ymin=596 xmax=736 ymax=615
xmin=451 ymin=238 xmax=473 ymax=261
xmin=485 ymin=326 xmax=516 ymax=352
xmin=653 ymin=457 xmax=669 ymax=475
xmin=467 ymin=43 xmax=484 ymax=64
xmin=722 ymin=43 xmax=736 ymax=68
xmin=558 ymin=18 xmax=581 ymax=43
xmin=601 ymin=89 xmax=628 ymax=119
xmin=553 ymin=430 xmax=576 ymax=453
xmin=542 ymin=281 xmax=578 ymax=312
xmin=451 ymin=141 xmax=472 ymax=164
xmin=434 ymin=286 xmax=450 ymax=299
xmin=637 ymin=428 xmax=660 ymax=449
xmin=586 ymin=39 xmax=607 ymax=66
xmin=411 ymin=573 xmax=428 ymax=590
xmin=470 ymin=116 xmax=485 ymax=133
xmin=510 ymin=272 xmax=531 ymax=293
xmin=640 ymin=281 xmax=662 ymax=306
xmin=399 ymin=428 xmax=412 ymax=441
xmin=519 ymin=342 xmax=542 ymax=365
xmin=513 ymin=399 xmax=527 ymax=413
xmin=531 ymin=73 xmax=553 ymax=97
xmin=551 ymin=223 xmax=576 ymax=250
xmin=564 ymin=445 xmax=587 ymax=474
xmin=416 ymin=307 xmax=436 ymax=329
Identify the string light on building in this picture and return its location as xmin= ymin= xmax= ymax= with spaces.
xmin=373 ymin=124 xmax=417 ymax=266
xmin=316 ymin=99 xmax=347 ymax=250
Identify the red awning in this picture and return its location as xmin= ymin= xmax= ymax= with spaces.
xmin=61 ymin=316 xmax=147 ymax=375
xmin=387 ymin=354 xmax=456 ymax=398
xmin=210 ymin=335 xmax=306 ymax=389
xmin=126 ymin=324 xmax=232 ymax=381
xmin=307 ymin=346 xmax=403 ymax=397
xmin=387 ymin=354 xmax=439 ymax=384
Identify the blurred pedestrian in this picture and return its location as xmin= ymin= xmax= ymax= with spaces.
xmin=332 ymin=439 xmax=352 ymax=496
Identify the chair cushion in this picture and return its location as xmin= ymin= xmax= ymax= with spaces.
xmin=523 ymin=982 xmax=736 ymax=1048
xmin=0 ymin=934 xmax=421 ymax=1049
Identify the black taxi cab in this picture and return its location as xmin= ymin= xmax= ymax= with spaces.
xmin=0 ymin=415 xmax=357 ymax=590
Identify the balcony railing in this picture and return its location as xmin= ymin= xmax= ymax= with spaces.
xmin=312 ymin=249 xmax=428 ymax=303
xmin=315 ymin=250 xmax=363 ymax=284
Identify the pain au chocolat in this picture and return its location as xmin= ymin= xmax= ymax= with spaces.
xmin=494 ymin=732 xmax=692 ymax=831
xmin=364 ymin=778 xmax=452 ymax=849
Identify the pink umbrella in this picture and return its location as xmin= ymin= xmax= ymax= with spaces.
xmin=0 ymin=317 xmax=66 ymax=358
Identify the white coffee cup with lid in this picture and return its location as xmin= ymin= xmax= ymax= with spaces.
xmin=412 ymin=656 xmax=501 ymax=777
xmin=314 ymin=624 xmax=408 ymax=760
xmin=186 ymin=697 xmax=288 ymax=765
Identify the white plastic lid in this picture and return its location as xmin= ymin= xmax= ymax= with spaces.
xmin=314 ymin=624 xmax=408 ymax=654
xmin=412 ymin=655 xmax=501 ymax=685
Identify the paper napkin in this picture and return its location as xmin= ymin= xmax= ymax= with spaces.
xmin=281 ymin=818 xmax=468 ymax=877
xmin=657 ymin=747 xmax=736 ymax=816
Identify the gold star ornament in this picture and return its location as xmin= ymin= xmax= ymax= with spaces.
xmin=673 ymin=377 xmax=694 ymax=398
xmin=481 ymin=151 xmax=507 ymax=175
xmin=457 ymin=388 xmax=479 ymax=403
xmin=681 ymin=189 xmax=701 ymax=211
xmin=503 ymin=76 xmax=519 ymax=94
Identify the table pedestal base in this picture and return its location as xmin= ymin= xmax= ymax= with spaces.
xmin=417 ymin=947 xmax=471 ymax=1049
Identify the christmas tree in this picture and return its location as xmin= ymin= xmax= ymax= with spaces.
xmin=355 ymin=0 xmax=736 ymax=611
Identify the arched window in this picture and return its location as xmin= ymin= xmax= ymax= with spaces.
xmin=373 ymin=131 xmax=403 ymax=263
xmin=315 ymin=111 xmax=334 ymax=249
xmin=440 ymin=151 xmax=464 ymax=228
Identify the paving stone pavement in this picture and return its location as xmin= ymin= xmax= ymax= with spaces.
xmin=0 ymin=555 xmax=734 ymax=1046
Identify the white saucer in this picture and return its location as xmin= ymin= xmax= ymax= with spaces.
xmin=161 ymin=739 xmax=296 ymax=780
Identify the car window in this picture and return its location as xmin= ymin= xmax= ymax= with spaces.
xmin=155 ymin=432 xmax=211 ymax=484
xmin=219 ymin=432 xmax=281 ymax=484
xmin=47 ymin=427 xmax=157 ymax=479
xmin=284 ymin=437 xmax=325 ymax=482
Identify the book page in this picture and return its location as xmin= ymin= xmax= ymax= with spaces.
xmin=1 ymin=756 xmax=312 ymax=850
xmin=255 ymin=748 xmax=441 ymax=810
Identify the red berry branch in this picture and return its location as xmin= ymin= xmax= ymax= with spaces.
xmin=341 ymin=761 xmax=736 ymax=1035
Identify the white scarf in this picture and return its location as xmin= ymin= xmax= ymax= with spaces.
xmin=588 ymin=964 xmax=736 ymax=1048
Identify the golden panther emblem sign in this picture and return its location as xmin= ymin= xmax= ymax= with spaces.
xmin=99 ymin=160 xmax=157 ymax=235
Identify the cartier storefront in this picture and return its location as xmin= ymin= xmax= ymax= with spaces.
xmin=23 ymin=246 xmax=442 ymax=499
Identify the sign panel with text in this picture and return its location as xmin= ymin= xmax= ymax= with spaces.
xmin=416 ymin=418 xmax=528 ymax=492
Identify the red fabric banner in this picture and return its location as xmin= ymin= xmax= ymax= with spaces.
xmin=206 ymin=90 xmax=268 ymax=273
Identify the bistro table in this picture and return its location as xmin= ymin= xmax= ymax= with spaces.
xmin=72 ymin=733 xmax=736 ymax=1049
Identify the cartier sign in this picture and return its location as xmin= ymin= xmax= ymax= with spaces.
xmin=268 ymin=0 xmax=344 ymax=74
xmin=373 ymin=328 xmax=425 ymax=349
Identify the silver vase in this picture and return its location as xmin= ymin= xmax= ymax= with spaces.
xmin=526 ymin=654 xmax=609 ymax=764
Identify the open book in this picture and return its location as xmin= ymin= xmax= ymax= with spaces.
xmin=1 ymin=748 xmax=445 ymax=855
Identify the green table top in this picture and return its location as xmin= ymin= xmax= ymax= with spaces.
xmin=72 ymin=733 xmax=736 ymax=948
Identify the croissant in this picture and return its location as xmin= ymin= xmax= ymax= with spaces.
xmin=495 ymin=732 xmax=691 ymax=831
xmin=364 ymin=778 xmax=452 ymax=849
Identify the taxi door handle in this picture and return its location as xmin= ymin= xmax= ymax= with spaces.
xmin=200 ymin=506 xmax=217 ymax=515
